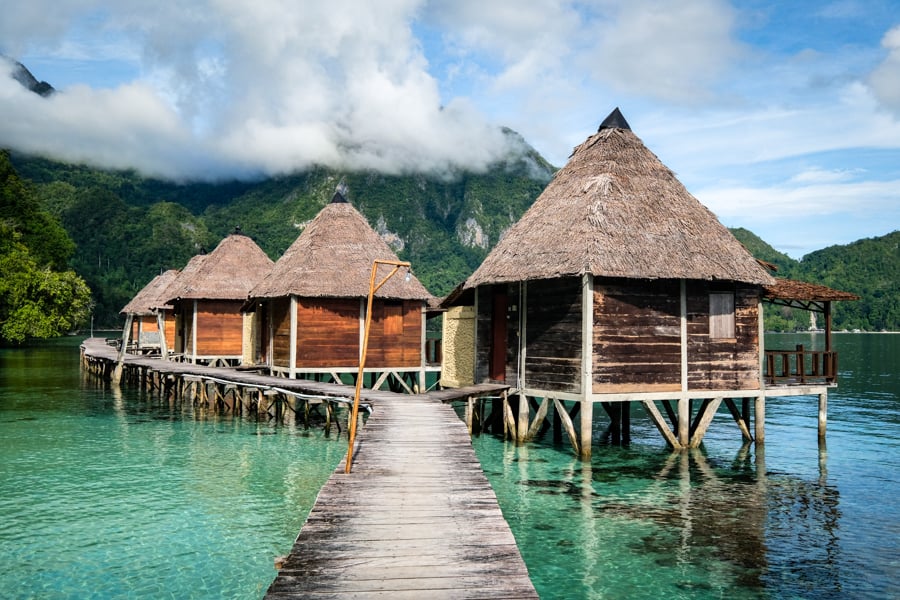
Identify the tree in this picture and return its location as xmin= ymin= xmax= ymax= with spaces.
xmin=0 ymin=224 xmax=92 ymax=343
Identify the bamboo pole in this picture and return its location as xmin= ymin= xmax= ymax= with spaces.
xmin=345 ymin=259 xmax=410 ymax=474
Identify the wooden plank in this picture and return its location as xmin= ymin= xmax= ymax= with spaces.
xmin=265 ymin=387 xmax=537 ymax=598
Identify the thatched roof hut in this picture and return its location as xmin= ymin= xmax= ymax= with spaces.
xmin=165 ymin=231 xmax=273 ymax=302
xmin=251 ymin=192 xmax=431 ymax=301
xmin=120 ymin=269 xmax=178 ymax=316
xmin=464 ymin=108 xmax=773 ymax=289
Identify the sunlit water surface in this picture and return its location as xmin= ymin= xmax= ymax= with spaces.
xmin=1 ymin=333 xmax=898 ymax=599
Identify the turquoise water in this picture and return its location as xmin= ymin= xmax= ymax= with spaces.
xmin=471 ymin=333 xmax=900 ymax=599
xmin=0 ymin=337 xmax=345 ymax=599
xmin=1 ymin=333 xmax=898 ymax=598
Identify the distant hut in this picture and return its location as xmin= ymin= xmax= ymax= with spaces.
xmin=119 ymin=269 xmax=179 ymax=355
xmin=163 ymin=230 xmax=274 ymax=365
xmin=444 ymin=108 xmax=785 ymax=456
xmin=248 ymin=191 xmax=434 ymax=391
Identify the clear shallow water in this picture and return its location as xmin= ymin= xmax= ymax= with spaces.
xmin=1 ymin=333 xmax=898 ymax=599
xmin=470 ymin=333 xmax=900 ymax=599
xmin=0 ymin=337 xmax=345 ymax=599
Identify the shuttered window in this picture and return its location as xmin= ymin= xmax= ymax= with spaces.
xmin=709 ymin=292 xmax=735 ymax=339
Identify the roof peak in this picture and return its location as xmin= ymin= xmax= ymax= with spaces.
xmin=598 ymin=107 xmax=631 ymax=131
xmin=330 ymin=190 xmax=349 ymax=204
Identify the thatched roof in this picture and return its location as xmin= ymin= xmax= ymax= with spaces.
xmin=163 ymin=233 xmax=274 ymax=301
xmin=250 ymin=192 xmax=432 ymax=301
xmin=120 ymin=269 xmax=179 ymax=315
xmin=764 ymin=279 xmax=859 ymax=302
xmin=464 ymin=108 xmax=773 ymax=288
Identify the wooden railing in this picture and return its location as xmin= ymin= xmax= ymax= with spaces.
xmin=765 ymin=344 xmax=837 ymax=385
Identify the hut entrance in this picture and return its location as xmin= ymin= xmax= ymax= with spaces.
xmin=490 ymin=291 xmax=508 ymax=381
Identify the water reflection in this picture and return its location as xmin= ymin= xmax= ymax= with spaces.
xmin=498 ymin=440 xmax=844 ymax=599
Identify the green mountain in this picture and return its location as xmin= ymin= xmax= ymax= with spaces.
xmin=6 ymin=148 xmax=897 ymax=332
xmin=729 ymin=227 xmax=799 ymax=279
xmin=10 ymin=141 xmax=553 ymax=326
xmin=731 ymin=226 xmax=900 ymax=331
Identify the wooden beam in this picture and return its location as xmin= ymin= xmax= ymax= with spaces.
xmin=641 ymin=400 xmax=682 ymax=449
xmin=112 ymin=313 xmax=133 ymax=385
xmin=724 ymin=398 xmax=753 ymax=441
xmin=525 ymin=397 xmax=550 ymax=441
xmin=689 ymin=397 xmax=722 ymax=448
xmin=755 ymin=395 xmax=765 ymax=444
xmin=818 ymin=392 xmax=827 ymax=439
xmin=580 ymin=273 xmax=593 ymax=459
xmin=553 ymin=398 xmax=579 ymax=455
xmin=677 ymin=396 xmax=690 ymax=447
xmin=516 ymin=392 xmax=529 ymax=442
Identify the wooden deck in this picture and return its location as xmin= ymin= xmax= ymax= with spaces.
xmin=265 ymin=390 xmax=536 ymax=599
xmin=80 ymin=339 xmax=536 ymax=598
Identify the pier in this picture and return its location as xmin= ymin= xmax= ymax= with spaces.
xmin=80 ymin=338 xmax=537 ymax=598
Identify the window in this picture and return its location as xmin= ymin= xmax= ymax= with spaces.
xmin=709 ymin=292 xmax=735 ymax=339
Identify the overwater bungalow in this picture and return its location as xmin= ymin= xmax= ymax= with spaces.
xmin=441 ymin=108 xmax=856 ymax=456
xmin=247 ymin=190 xmax=435 ymax=392
xmin=162 ymin=230 xmax=274 ymax=366
xmin=118 ymin=269 xmax=179 ymax=355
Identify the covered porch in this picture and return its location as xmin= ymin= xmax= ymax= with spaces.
xmin=762 ymin=279 xmax=859 ymax=386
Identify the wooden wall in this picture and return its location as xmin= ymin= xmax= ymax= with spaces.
xmin=267 ymin=297 xmax=425 ymax=370
xmin=593 ymin=278 xmax=682 ymax=393
xmin=523 ymin=277 xmax=582 ymax=393
xmin=365 ymin=300 xmax=423 ymax=369
xmin=194 ymin=300 xmax=244 ymax=356
xmin=295 ymin=298 xmax=361 ymax=368
xmin=686 ymin=282 xmax=761 ymax=390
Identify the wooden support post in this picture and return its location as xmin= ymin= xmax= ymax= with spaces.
xmin=525 ymin=397 xmax=550 ymax=441
xmin=517 ymin=393 xmax=529 ymax=443
xmin=502 ymin=392 xmax=516 ymax=441
xmin=677 ymin=397 xmax=690 ymax=447
xmin=112 ymin=314 xmax=134 ymax=385
xmin=553 ymin=399 xmax=579 ymax=455
xmin=818 ymin=391 xmax=827 ymax=439
xmin=689 ymin=397 xmax=722 ymax=448
xmin=755 ymin=395 xmax=765 ymax=444
xmin=641 ymin=400 xmax=681 ymax=449
xmin=579 ymin=399 xmax=592 ymax=459
xmin=622 ymin=401 xmax=631 ymax=444
xmin=724 ymin=398 xmax=753 ymax=441
xmin=465 ymin=396 xmax=474 ymax=434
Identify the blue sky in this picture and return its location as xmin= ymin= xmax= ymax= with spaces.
xmin=1 ymin=0 xmax=899 ymax=258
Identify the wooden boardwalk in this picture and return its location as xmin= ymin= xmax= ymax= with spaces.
xmin=80 ymin=338 xmax=537 ymax=598
xmin=266 ymin=391 xmax=537 ymax=599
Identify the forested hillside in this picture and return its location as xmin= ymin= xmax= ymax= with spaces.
xmin=11 ymin=144 xmax=553 ymax=326
xmin=5 ymin=150 xmax=897 ymax=333
xmin=731 ymin=227 xmax=899 ymax=331
xmin=0 ymin=151 xmax=91 ymax=343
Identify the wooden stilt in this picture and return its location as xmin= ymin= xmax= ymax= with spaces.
xmin=525 ymin=397 xmax=550 ymax=441
xmin=641 ymin=400 xmax=682 ymax=449
xmin=677 ymin=397 xmax=690 ymax=447
xmin=818 ymin=392 xmax=827 ymax=439
xmin=755 ymin=395 xmax=765 ymax=444
xmin=724 ymin=398 xmax=753 ymax=441
xmin=553 ymin=398 xmax=579 ymax=455
xmin=516 ymin=392 xmax=529 ymax=443
xmin=688 ymin=397 xmax=722 ymax=448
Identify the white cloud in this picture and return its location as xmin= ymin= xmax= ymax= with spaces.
xmin=585 ymin=0 xmax=740 ymax=103
xmin=697 ymin=178 xmax=900 ymax=222
xmin=0 ymin=0 xmax=518 ymax=180
xmin=868 ymin=24 xmax=900 ymax=115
